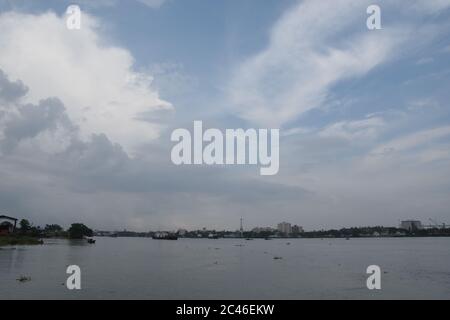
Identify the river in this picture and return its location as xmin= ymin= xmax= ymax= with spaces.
xmin=1 ymin=237 xmax=449 ymax=299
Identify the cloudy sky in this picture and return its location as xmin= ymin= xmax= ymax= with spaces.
xmin=0 ymin=0 xmax=450 ymax=231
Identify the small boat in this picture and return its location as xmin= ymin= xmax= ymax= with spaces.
xmin=152 ymin=232 xmax=178 ymax=240
xmin=87 ymin=238 xmax=96 ymax=244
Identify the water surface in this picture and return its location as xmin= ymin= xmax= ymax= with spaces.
xmin=1 ymin=237 xmax=449 ymax=299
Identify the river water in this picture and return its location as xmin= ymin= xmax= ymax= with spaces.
xmin=1 ymin=237 xmax=449 ymax=299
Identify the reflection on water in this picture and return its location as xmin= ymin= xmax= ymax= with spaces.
xmin=1 ymin=237 xmax=450 ymax=299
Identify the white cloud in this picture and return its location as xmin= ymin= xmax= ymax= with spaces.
xmin=408 ymin=0 xmax=450 ymax=13
xmin=228 ymin=0 xmax=450 ymax=128
xmin=65 ymin=0 xmax=168 ymax=9
xmin=0 ymin=11 xmax=172 ymax=153
xmin=368 ymin=126 xmax=450 ymax=158
xmin=147 ymin=62 xmax=198 ymax=98
xmin=319 ymin=117 xmax=386 ymax=141
xmin=137 ymin=0 xmax=168 ymax=8
xmin=416 ymin=57 xmax=434 ymax=65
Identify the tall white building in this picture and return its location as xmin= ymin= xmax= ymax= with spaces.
xmin=277 ymin=222 xmax=292 ymax=235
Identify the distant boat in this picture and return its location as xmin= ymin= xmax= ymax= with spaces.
xmin=87 ymin=238 xmax=96 ymax=244
xmin=152 ymin=233 xmax=178 ymax=240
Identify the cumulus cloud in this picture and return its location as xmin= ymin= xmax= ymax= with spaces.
xmin=1 ymin=98 xmax=75 ymax=151
xmin=0 ymin=67 xmax=307 ymax=230
xmin=0 ymin=11 xmax=172 ymax=153
xmin=0 ymin=69 xmax=28 ymax=103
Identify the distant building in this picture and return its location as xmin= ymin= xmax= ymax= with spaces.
xmin=277 ymin=222 xmax=292 ymax=235
xmin=400 ymin=220 xmax=423 ymax=231
xmin=292 ymin=225 xmax=304 ymax=235
xmin=177 ymin=229 xmax=188 ymax=237
xmin=0 ymin=215 xmax=18 ymax=236
xmin=252 ymin=227 xmax=275 ymax=233
xmin=94 ymin=230 xmax=114 ymax=237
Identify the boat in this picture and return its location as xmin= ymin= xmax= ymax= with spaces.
xmin=87 ymin=238 xmax=96 ymax=244
xmin=152 ymin=232 xmax=178 ymax=240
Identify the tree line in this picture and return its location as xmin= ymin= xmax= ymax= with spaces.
xmin=16 ymin=219 xmax=93 ymax=239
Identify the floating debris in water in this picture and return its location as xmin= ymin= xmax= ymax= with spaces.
xmin=17 ymin=276 xmax=31 ymax=283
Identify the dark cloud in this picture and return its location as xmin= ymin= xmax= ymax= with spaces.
xmin=0 ymin=69 xmax=308 ymax=230
xmin=2 ymin=98 xmax=75 ymax=150
xmin=0 ymin=69 xmax=28 ymax=103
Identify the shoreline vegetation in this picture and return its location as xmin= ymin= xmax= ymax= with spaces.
xmin=2 ymin=219 xmax=450 ymax=247
xmin=96 ymin=226 xmax=450 ymax=239
xmin=0 ymin=219 xmax=94 ymax=247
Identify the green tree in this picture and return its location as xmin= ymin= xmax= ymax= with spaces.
xmin=19 ymin=219 xmax=31 ymax=233
xmin=68 ymin=223 xmax=93 ymax=239
xmin=44 ymin=224 xmax=63 ymax=233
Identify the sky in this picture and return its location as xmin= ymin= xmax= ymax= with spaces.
xmin=0 ymin=0 xmax=450 ymax=231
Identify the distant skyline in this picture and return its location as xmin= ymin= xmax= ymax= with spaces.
xmin=0 ymin=0 xmax=450 ymax=231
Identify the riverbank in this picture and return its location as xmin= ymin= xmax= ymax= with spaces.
xmin=0 ymin=236 xmax=43 ymax=246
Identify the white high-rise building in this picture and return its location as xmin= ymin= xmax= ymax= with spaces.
xmin=277 ymin=222 xmax=292 ymax=235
